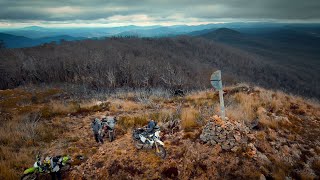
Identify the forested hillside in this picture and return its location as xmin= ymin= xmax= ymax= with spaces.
xmin=0 ymin=36 xmax=318 ymax=98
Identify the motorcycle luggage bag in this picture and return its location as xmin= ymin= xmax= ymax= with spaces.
xmin=133 ymin=128 xmax=144 ymax=140
xmin=133 ymin=133 xmax=140 ymax=140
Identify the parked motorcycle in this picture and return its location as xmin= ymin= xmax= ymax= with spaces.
xmin=132 ymin=126 xmax=166 ymax=159
xmin=102 ymin=116 xmax=117 ymax=142
xmin=21 ymin=154 xmax=71 ymax=180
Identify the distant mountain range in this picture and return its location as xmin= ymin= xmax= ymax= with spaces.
xmin=0 ymin=33 xmax=85 ymax=48
xmin=195 ymin=27 xmax=320 ymax=60
xmin=195 ymin=27 xmax=320 ymax=90
xmin=1 ymin=23 xmax=320 ymax=61
xmin=0 ymin=23 xmax=319 ymax=98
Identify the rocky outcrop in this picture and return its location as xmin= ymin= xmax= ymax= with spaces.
xmin=200 ymin=116 xmax=254 ymax=151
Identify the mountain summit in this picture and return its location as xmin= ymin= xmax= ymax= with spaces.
xmin=200 ymin=28 xmax=243 ymax=40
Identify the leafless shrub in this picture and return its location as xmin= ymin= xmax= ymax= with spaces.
xmin=19 ymin=112 xmax=41 ymax=142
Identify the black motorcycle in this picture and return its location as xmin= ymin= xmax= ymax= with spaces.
xmin=102 ymin=117 xmax=117 ymax=142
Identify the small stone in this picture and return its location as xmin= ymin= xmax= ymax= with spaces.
xmin=259 ymin=174 xmax=266 ymax=180
xmin=216 ymin=138 xmax=225 ymax=143
xmin=257 ymin=152 xmax=271 ymax=164
xmin=282 ymin=145 xmax=290 ymax=155
xmin=200 ymin=134 xmax=204 ymax=140
xmin=213 ymin=136 xmax=219 ymax=142
xmin=234 ymin=134 xmax=241 ymax=142
xmin=248 ymin=143 xmax=256 ymax=150
xmin=247 ymin=134 xmax=256 ymax=141
xmin=309 ymin=148 xmax=316 ymax=156
xmin=227 ymin=133 xmax=234 ymax=139
xmin=210 ymin=140 xmax=217 ymax=146
xmin=222 ymin=144 xmax=231 ymax=150
xmin=219 ymin=134 xmax=226 ymax=139
xmin=231 ymin=146 xmax=240 ymax=152
xmin=229 ymin=141 xmax=235 ymax=147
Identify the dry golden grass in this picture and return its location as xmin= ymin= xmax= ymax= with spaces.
xmin=224 ymin=87 xmax=318 ymax=129
xmin=149 ymin=109 xmax=177 ymax=123
xmin=51 ymin=101 xmax=80 ymax=114
xmin=109 ymin=99 xmax=143 ymax=112
xmin=1 ymin=85 xmax=320 ymax=179
xmin=118 ymin=114 xmax=148 ymax=130
xmin=184 ymin=90 xmax=217 ymax=107
xmin=257 ymin=107 xmax=279 ymax=129
xmin=40 ymin=100 xmax=110 ymax=118
xmin=180 ymin=108 xmax=199 ymax=131
xmin=234 ymin=92 xmax=260 ymax=121
xmin=0 ymin=113 xmax=57 ymax=149
xmin=0 ymin=87 xmax=113 ymax=179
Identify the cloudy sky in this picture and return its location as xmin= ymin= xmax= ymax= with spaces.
xmin=0 ymin=0 xmax=319 ymax=27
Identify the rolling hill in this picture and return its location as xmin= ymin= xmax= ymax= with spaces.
xmin=0 ymin=36 xmax=319 ymax=99
xmin=0 ymin=33 xmax=85 ymax=48
xmin=196 ymin=28 xmax=320 ymax=95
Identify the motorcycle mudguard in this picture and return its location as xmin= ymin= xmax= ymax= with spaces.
xmin=62 ymin=156 xmax=69 ymax=162
xmin=155 ymin=138 xmax=164 ymax=146
xmin=62 ymin=156 xmax=70 ymax=165
xmin=24 ymin=167 xmax=36 ymax=174
xmin=154 ymin=131 xmax=160 ymax=138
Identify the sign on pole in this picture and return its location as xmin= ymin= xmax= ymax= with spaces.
xmin=210 ymin=70 xmax=225 ymax=120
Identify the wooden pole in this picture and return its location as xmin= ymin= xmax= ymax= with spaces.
xmin=219 ymin=89 xmax=225 ymax=121
xmin=210 ymin=70 xmax=226 ymax=121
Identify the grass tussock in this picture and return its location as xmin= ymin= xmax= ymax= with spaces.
xmin=109 ymin=99 xmax=143 ymax=112
xmin=118 ymin=115 xmax=148 ymax=130
xmin=225 ymin=86 xmax=318 ymax=129
xmin=149 ymin=109 xmax=178 ymax=123
xmin=181 ymin=108 xmax=200 ymax=132
xmin=232 ymin=92 xmax=260 ymax=122
xmin=185 ymin=90 xmax=217 ymax=107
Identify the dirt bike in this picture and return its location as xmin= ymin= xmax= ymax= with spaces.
xmin=21 ymin=155 xmax=71 ymax=180
xmin=102 ymin=117 xmax=117 ymax=142
xmin=132 ymin=126 xmax=166 ymax=159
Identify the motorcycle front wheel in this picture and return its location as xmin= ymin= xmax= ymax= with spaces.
xmin=21 ymin=173 xmax=37 ymax=180
xmin=155 ymin=145 xmax=166 ymax=159
xmin=134 ymin=140 xmax=144 ymax=149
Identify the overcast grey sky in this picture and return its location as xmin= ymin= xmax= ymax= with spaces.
xmin=0 ymin=0 xmax=319 ymax=27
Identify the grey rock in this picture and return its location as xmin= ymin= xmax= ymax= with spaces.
xmin=210 ymin=140 xmax=217 ymax=146
xmin=259 ymin=174 xmax=266 ymax=180
xmin=231 ymin=146 xmax=240 ymax=152
xmin=257 ymin=152 xmax=271 ymax=164
xmin=222 ymin=144 xmax=231 ymax=150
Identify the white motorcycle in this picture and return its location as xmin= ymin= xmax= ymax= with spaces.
xmin=132 ymin=126 xmax=166 ymax=159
